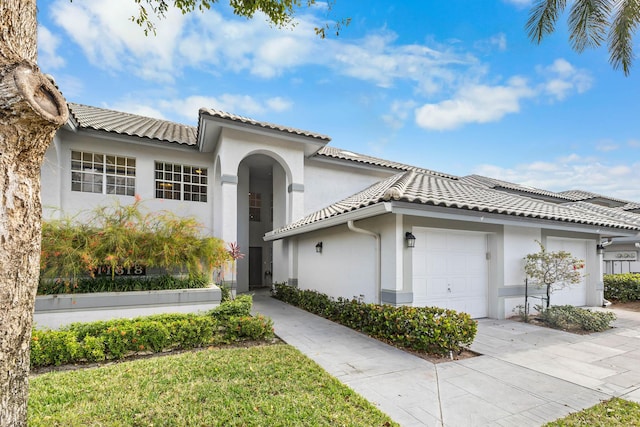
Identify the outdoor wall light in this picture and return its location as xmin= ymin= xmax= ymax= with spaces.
xmin=315 ymin=242 xmax=323 ymax=253
xmin=597 ymin=239 xmax=613 ymax=254
xmin=405 ymin=232 xmax=416 ymax=248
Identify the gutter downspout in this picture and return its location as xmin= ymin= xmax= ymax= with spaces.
xmin=347 ymin=220 xmax=381 ymax=304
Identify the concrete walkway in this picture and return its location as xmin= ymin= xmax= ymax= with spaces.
xmin=251 ymin=291 xmax=640 ymax=427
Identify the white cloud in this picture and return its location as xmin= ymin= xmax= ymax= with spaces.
xmin=475 ymin=33 xmax=507 ymax=53
xmin=382 ymin=100 xmax=418 ymax=130
xmin=150 ymin=94 xmax=293 ymax=122
xmin=503 ymin=0 xmax=532 ymax=7
xmin=414 ymin=77 xmax=535 ymax=130
xmin=473 ymin=156 xmax=640 ymax=201
xmin=413 ymin=58 xmax=592 ymax=130
xmin=537 ymin=58 xmax=592 ymax=101
xmin=50 ymin=0 xmax=187 ymax=82
xmin=38 ymin=25 xmax=65 ymax=70
xmin=48 ymin=0 xmax=475 ymax=95
xmin=596 ymin=140 xmax=619 ymax=152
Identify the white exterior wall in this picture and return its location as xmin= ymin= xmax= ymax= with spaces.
xmin=501 ymin=226 xmax=542 ymax=318
xmin=42 ymin=129 xmax=215 ymax=232
xmin=297 ymin=225 xmax=377 ymax=303
xmin=303 ymin=159 xmax=393 ymax=215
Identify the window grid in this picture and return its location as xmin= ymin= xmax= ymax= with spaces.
xmin=71 ymin=151 xmax=135 ymax=196
xmin=249 ymin=192 xmax=261 ymax=222
xmin=155 ymin=162 xmax=207 ymax=202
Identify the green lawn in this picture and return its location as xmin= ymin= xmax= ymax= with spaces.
xmin=544 ymin=398 xmax=640 ymax=426
xmin=28 ymin=344 xmax=397 ymax=426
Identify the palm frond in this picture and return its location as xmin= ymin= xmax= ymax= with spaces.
xmin=568 ymin=0 xmax=611 ymax=52
xmin=609 ymin=0 xmax=640 ymax=75
xmin=527 ymin=0 xmax=568 ymax=44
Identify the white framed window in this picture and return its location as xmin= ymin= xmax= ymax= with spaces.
xmin=155 ymin=161 xmax=207 ymax=202
xmin=71 ymin=151 xmax=136 ymax=196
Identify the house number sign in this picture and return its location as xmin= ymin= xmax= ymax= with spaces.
xmin=94 ymin=265 xmax=146 ymax=276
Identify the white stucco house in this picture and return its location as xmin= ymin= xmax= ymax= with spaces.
xmin=41 ymin=103 xmax=640 ymax=319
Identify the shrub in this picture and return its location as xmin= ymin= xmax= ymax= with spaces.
xmin=538 ymin=305 xmax=616 ymax=332
xmin=30 ymin=297 xmax=273 ymax=368
xmin=273 ymin=283 xmax=477 ymax=355
xmin=604 ymin=273 xmax=640 ymax=302
xmin=38 ymin=273 xmax=210 ymax=295
xmin=81 ymin=335 xmax=106 ymax=362
xmin=210 ymin=294 xmax=253 ymax=320
xmin=30 ymin=330 xmax=81 ymax=367
xmin=225 ymin=315 xmax=275 ymax=341
xmin=170 ymin=317 xmax=217 ymax=349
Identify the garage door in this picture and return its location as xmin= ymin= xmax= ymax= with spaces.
xmin=546 ymin=238 xmax=587 ymax=307
xmin=412 ymin=228 xmax=489 ymax=318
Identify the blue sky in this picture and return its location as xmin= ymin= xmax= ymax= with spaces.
xmin=37 ymin=0 xmax=640 ymax=201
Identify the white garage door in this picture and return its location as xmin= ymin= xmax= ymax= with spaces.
xmin=546 ymin=238 xmax=587 ymax=307
xmin=412 ymin=228 xmax=489 ymax=318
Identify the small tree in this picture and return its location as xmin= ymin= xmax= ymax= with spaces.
xmin=225 ymin=242 xmax=245 ymax=297
xmin=524 ymin=240 xmax=585 ymax=309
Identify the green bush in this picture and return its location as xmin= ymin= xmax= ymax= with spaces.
xmin=30 ymin=296 xmax=272 ymax=368
xmin=38 ymin=273 xmax=210 ymax=295
xmin=225 ymin=315 xmax=275 ymax=341
xmin=210 ymin=294 xmax=253 ymax=320
xmin=539 ymin=305 xmax=616 ymax=332
xmin=273 ymin=283 xmax=477 ymax=355
xmin=604 ymin=273 xmax=640 ymax=302
xmin=81 ymin=335 xmax=106 ymax=362
xmin=30 ymin=330 xmax=81 ymax=367
xmin=170 ymin=317 xmax=217 ymax=349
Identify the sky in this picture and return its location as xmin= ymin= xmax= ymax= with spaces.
xmin=36 ymin=0 xmax=640 ymax=202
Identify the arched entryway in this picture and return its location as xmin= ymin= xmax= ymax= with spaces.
xmin=236 ymin=153 xmax=289 ymax=292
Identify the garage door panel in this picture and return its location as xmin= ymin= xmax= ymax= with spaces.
xmin=413 ymin=229 xmax=489 ymax=318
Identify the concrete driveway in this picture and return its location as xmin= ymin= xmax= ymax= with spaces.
xmin=252 ymin=292 xmax=640 ymax=426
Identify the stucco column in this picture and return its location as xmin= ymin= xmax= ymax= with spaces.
xmin=220 ymin=174 xmax=238 ymax=244
xmin=288 ymin=183 xmax=304 ymax=222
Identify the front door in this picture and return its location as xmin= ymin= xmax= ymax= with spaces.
xmin=249 ymin=246 xmax=263 ymax=288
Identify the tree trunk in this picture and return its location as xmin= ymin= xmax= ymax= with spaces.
xmin=0 ymin=1 xmax=67 ymax=425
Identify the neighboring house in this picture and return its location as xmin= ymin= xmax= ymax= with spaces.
xmin=42 ymin=103 xmax=640 ymax=319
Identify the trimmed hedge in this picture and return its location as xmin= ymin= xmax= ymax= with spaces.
xmin=604 ymin=273 xmax=640 ymax=302
xmin=30 ymin=295 xmax=274 ymax=368
xmin=538 ymin=305 xmax=616 ymax=332
xmin=273 ymin=283 xmax=477 ymax=355
xmin=37 ymin=274 xmax=210 ymax=295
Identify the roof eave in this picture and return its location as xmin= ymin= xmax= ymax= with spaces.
xmin=264 ymin=203 xmax=392 ymax=241
xmin=390 ymin=202 xmax=640 ymax=237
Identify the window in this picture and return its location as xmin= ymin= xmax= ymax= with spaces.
xmin=71 ymin=151 xmax=135 ymax=195
xmin=249 ymin=192 xmax=261 ymax=222
xmin=155 ymin=161 xmax=207 ymax=202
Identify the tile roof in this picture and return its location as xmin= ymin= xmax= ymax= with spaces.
xmin=199 ymin=108 xmax=331 ymax=142
xmin=68 ymin=103 xmax=197 ymax=146
xmin=460 ymin=175 xmax=575 ymax=201
xmin=565 ymin=201 xmax=640 ymax=228
xmin=271 ymin=171 xmax=640 ymax=236
xmin=315 ymin=146 xmax=459 ymax=179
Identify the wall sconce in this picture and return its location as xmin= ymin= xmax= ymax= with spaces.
xmin=315 ymin=242 xmax=323 ymax=253
xmin=597 ymin=239 xmax=613 ymax=254
xmin=405 ymin=232 xmax=416 ymax=248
